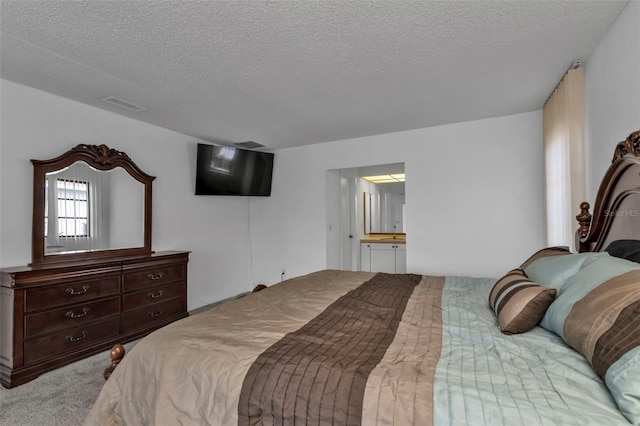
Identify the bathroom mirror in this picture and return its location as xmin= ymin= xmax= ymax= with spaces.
xmin=363 ymin=183 xmax=406 ymax=234
xmin=31 ymin=144 xmax=155 ymax=265
xmin=358 ymin=163 xmax=405 ymax=234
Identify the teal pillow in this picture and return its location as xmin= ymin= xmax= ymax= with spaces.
xmin=538 ymin=255 xmax=640 ymax=424
xmin=607 ymin=348 xmax=640 ymax=424
xmin=523 ymin=252 xmax=605 ymax=291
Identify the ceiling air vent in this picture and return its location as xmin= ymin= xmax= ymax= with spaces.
xmin=235 ymin=141 xmax=265 ymax=149
xmin=100 ymin=96 xmax=147 ymax=112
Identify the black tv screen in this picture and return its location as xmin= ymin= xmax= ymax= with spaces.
xmin=195 ymin=144 xmax=274 ymax=196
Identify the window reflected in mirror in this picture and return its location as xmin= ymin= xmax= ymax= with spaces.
xmin=44 ymin=161 xmax=145 ymax=255
xmin=46 ymin=178 xmax=90 ymax=238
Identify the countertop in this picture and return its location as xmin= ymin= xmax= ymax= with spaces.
xmin=360 ymin=235 xmax=406 ymax=244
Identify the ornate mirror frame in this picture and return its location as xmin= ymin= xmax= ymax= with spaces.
xmin=31 ymin=144 xmax=155 ymax=265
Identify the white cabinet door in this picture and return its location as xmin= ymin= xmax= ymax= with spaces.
xmin=370 ymin=243 xmax=396 ymax=273
xmin=395 ymin=244 xmax=407 ymax=273
xmin=362 ymin=242 xmax=407 ymax=273
xmin=360 ymin=243 xmax=371 ymax=272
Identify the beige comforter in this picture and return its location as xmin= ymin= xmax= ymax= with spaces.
xmin=84 ymin=270 xmax=444 ymax=425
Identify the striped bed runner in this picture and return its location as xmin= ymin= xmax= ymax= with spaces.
xmin=238 ymin=272 xmax=422 ymax=426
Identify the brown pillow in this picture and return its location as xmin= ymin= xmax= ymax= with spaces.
xmin=489 ymin=269 xmax=557 ymax=335
xmin=519 ymin=246 xmax=571 ymax=269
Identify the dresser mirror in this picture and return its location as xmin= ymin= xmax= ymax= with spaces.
xmin=31 ymin=144 xmax=154 ymax=265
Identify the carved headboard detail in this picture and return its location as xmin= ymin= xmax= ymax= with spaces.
xmin=612 ymin=129 xmax=640 ymax=162
xmin=576 ymin=129 xmax=640 ymax=253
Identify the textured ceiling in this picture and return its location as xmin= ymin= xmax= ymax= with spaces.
xmin=0 ymin=1 xmax=629 ymax=150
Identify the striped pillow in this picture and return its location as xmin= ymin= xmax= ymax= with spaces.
xmin=519 ymin=246 xmax=571 ymax=269
xmin=540 ymin=255 xmax=640 ymax=423
xmin=489 ymin=269 xmax=557 ymax=335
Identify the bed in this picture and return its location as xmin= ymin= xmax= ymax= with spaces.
xmin=85 ymin=130 xmax=640 ymax=426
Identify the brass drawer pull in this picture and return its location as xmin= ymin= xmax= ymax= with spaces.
xmin=147 ymin=272 xmax=164 ymax=281
xmin=148 ymin=310 xmax=162 ymax=318
xmin=149 ymin=290 xmax=164 ymax=299
xmin=65 ymin=307 xmax=90 ymax=319
xmin=66 ymin=330 xmax=88 ymax=342
xmin=66 ymin=285 xmax=89 ymax=295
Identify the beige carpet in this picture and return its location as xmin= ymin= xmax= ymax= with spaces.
xmin=0 ymin=341 xmax=138 ymax=426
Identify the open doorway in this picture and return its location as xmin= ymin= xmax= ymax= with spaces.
xmin=326 ymin=163 xmax=405 ymax=271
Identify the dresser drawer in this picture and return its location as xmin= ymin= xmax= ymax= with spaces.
xmin=123 ymin=265 xmax=184 ymax=292
xmin=24 ymin=276 xmax=120 ymax=312
xmin=25 ymin=296 xmax=120 ymax=338
xmin=23 ymin=316 xmax=120 ymax=364
xmin=123 ymin=282 xmax=184 ymax=311
xmin=122 ymin=298 xmax=184 ymax=332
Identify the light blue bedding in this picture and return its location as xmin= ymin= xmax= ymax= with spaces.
xmin=433 ymin=276 xmax=630 ymax=425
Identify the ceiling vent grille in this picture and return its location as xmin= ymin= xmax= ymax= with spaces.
xmin=100 ymin=96 xmax=147 ymax=112
xmin=235 ymin=141 xmax=265 ymax=149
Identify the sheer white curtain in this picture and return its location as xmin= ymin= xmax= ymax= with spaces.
xmin=543 ymin=66 xmax=585 ymax=250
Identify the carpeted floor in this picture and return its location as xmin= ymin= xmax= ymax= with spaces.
xmin=0 ymin=341 xmax=138 ymax=426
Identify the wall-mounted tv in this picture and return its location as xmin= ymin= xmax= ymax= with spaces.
xmin=195 ymin=143 xmax=274 ymax=196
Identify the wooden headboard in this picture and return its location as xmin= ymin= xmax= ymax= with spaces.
xmin=576 ymin=129 xmax=640 ymax=252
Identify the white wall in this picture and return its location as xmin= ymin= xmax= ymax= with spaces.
xmin=0 ymin=79 xmax=256 ymax=309
xmin=585 ymin=0 xmax=640 ymax=201
xmin=0 ymin=80 xmax=545 ymax=305
xmin=250 ymin=111 xmax=545 ymax=283
xmin=3 ymin=0 xmax=635 ymax=307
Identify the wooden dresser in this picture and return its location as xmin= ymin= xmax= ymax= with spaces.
xmin=0 ymin=251 xmax=189 ymax=388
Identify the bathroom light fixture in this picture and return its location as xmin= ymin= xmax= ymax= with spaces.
xmin=362 ymin=174 xmax=405 ymax=184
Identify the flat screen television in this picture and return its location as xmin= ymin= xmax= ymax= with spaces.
xmin=195 ymin=143 xmax=274 ymax=196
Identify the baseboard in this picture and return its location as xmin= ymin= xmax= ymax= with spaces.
xmin=189 ymin=291 xmax=251 ymax=316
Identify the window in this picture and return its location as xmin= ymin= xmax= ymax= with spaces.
xmin=55 ymin=179 xmax=89 ymax=238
